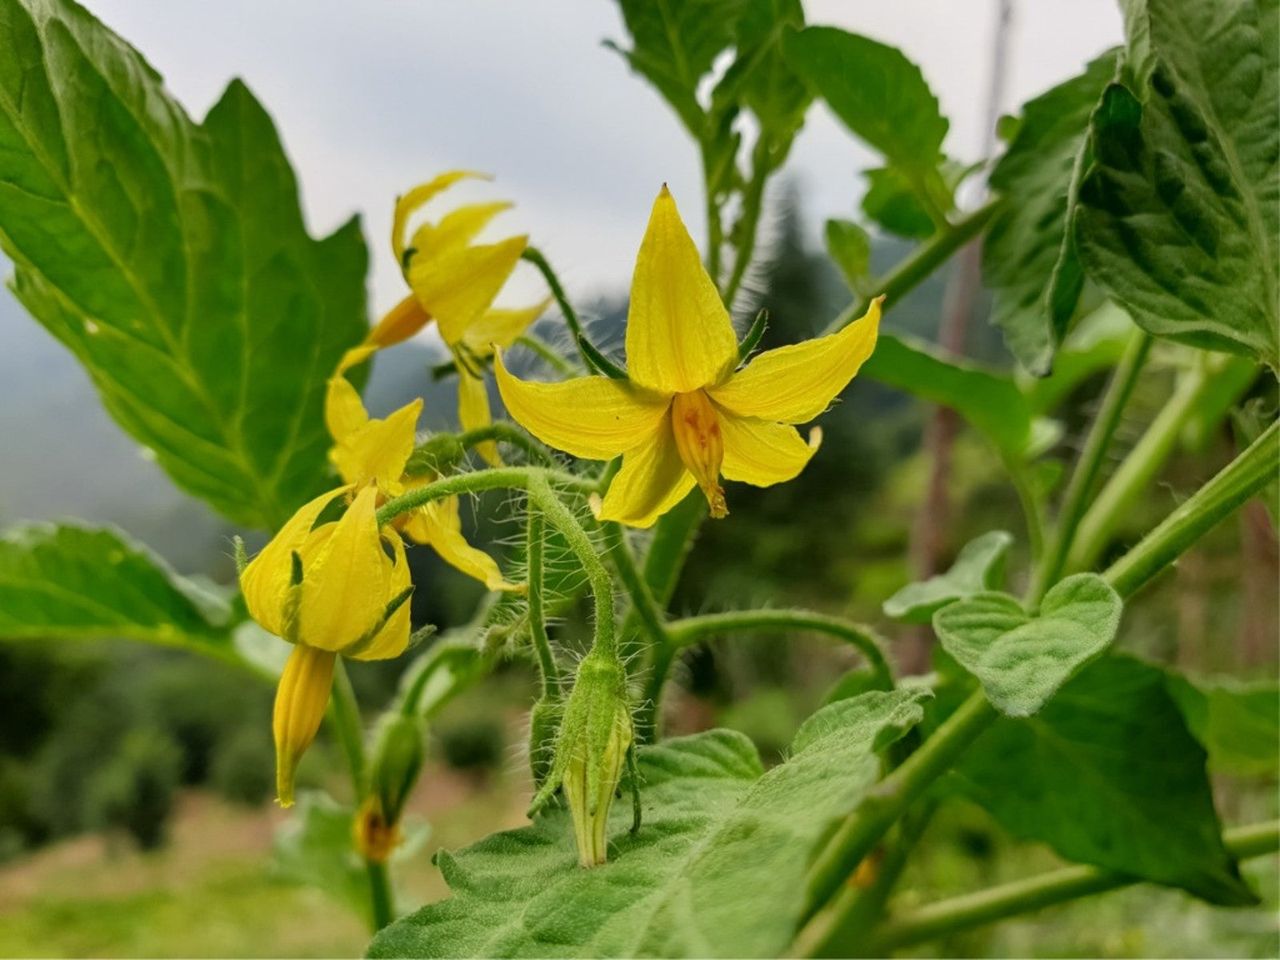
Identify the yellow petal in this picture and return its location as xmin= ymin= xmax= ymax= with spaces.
xmin=708 ymin=298 xmax=881 ymax=424
xmin=335 ymin=343 xmax=378 ymax=379
xmin=273 ymin=644 xmax=337 ymax=807
xmin=625 ymin=186 xmax=737 ymax=394
xmin=392 ymin=170 xmax=487 ymax=264
xmin=331 ymin=398 xmax=423 ymax=488
xmin=719 ymin=414 xmax=821 ymax=487
xmin=457 ymin=371 xmax=500 ymax=467
xmin=407 ymin=236 xmax=527 ymax=345
xmin=404 ymin=495 xmax=519 ymax=591
xmin=241 ymin=485 xmax=352 ymax=637
xmin=348 ymin=531 xmax=415 ymax=660
xmin=325 ymin=375 xmax=370 ymax=447
xmin=596 ymin=419 xmax=697 ymax=529
xmin=368 ymin=295 xmax=433 ymax=349
xmin=409 ymin=201 xmax=514 ymax=260
xmin=494 ymin=351 xmax=670 ymax=460
xmin=460 ymin=299 xmax=550 ymax=357
xmin=297 ymin=486 xmax=391 ymax=651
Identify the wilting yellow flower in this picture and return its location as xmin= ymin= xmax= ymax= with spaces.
xmin=380 ymin=170 xmax=548 ymax=466
xmin=495 ymin=186 xmax=882 ymax=528
xmin=241 ymin=485 xmax=413 ymax=805
xmin=325 ymin=379 xmax=516 ymax=592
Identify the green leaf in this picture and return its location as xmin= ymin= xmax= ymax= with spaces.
xmin=824 ymin=217 xmax=872 ymax=293
xmin=861 ymin=166 xmax=936 ymax=238
xmin=272 ymin=792 xmax=371 ymax=924
xmin=0 ymin=0 xmax=369 ymax=530
xmin=0 ymin=522 xmax=237 ymax=655
xmin=714 ymin=0 xmax=809 ymax=150
xmin=783 ymin=26 xmax=947 ymax=173
xmin=983 ymin=50 xmax=1120 ymax=374
xmin=862 ymin=332 xmax=1033 ymax=459
xmin=933 ymin=573 xmax=1122 ymax=716
xmin=883 ymin=531 xmax=1013 ymax=624
xmin=956 ymin=655 xmax=1256 ymax=905
xmin=368 ymin=689 xmax=931 ymax=959
xmin=1167 ymin=672 xmax=1280 ymax=777
xmin=606 ymin=0 xmax=745 ymax=136
xmin=1075 ymin=0 xmax=1279 ymax=369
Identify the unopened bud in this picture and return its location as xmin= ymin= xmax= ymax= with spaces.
xmin=529 ymin=649 xmax=634 ymax=867
xmin=369 ymin=713 xmax=426 ymax=828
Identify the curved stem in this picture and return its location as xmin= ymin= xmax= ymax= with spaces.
xmin=1104 ymin=418 xmax=1279 ymax=599
xmin=376 ymin=466 xmax=594 ymax=526
xmin=522 ymin=246 xmax=603 ymax=375
xmin=526 ymin=508 xmax=561 ymax=698
xmin=665 ymin=609 xmax=893 ymax=690
xmin=861 ymin=820 xmax=1280 ymax=954
xmin=821 ymin=199 xmax=1001 ymax=336
xmin=1030 ymin=331 xmax=1152 ymax=602
xmin=457 ymin=423 xmax=555 ymax=466
xmin=526 ymin=474 xmax=616 ymax=657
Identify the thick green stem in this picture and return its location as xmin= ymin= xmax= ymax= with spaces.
xmin=1068 ymin=355 xmax=1257 ymax=574
xmin=457 ymin=423 xmax=554 ymax=466
xmin=376 ymin=466 xmax=593 ymax=526
xmin=862 ymin=820 xmax=1280 ymax=954
xmin=722 ymin=145 xmax=769 ymax=306
xmin=527 ymin=474 xmax=616 ymax=657
xmin=821 ymin=200 xmax=1001 ymax=336
xmin=1030 ymin=331 xmax=1152 ymax=601
xmin=805 ymin=690 xmax=996 ymax=918
xmin=665 ymin=609 xmax=893 ymax=690
xmin=600 ymin=521 xmax=669 ymax=658
xmin=526 ymin=509 xmax=561 ymax=698
xmin=1103 ymin=418 xmax=1279 ymax=599
xmin=329 ymin=663 xmax=395 ymax=931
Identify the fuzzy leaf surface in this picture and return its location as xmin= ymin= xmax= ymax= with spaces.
xmin=883 ymin=531 xmax=1013 ymax=624
xmin=368 ymin=689 xmax=931 ymax=958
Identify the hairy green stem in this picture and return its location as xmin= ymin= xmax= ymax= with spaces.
xmin=457 ymin=423 xmax=555 ymax=466
xmin=527 ymin=474 xmax=616 ymax=657
xmin=821 ymin=199 xmax=1001 ymax=336
xmin=665 ymin=609 xmax=893 ymax=689
xmin=600 ymin=521 xmax=669 ymax=656
xmin=1031 ymin=331 xmax=1152 ymax=601
xmin=376 ymin=466 xmax=594 ymax=526
xmin=1103 ymin=418 xmax=1279 ymax=599
xmin=526 ymin=509 xmax=561 ymax=697
xmin=862 ymin=820 xmax=1280 ymax=953
xmin=1068 ymin=355 xmax=1257 ymax=574
xmin=722 ymin=144 xmax=769 ymax=307
xmin=804 ymin=690 xmax=996 ymax=919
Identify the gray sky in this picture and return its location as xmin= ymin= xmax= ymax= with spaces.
xmin=84 ymin=0 xmax=1122 ymax=324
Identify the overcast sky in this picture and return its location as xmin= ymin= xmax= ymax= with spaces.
xmin=81 ymin=1 xmax=1121 ymax=320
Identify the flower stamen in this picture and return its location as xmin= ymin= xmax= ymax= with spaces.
xmin=671 ymin=390 xmax=727 ymax=518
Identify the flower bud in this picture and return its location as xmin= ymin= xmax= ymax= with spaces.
xmin=369 ymin=713 xmax=426 ymax=829
xmin=353 ymin=795 xmax=401 ymax=864
xmin=529 ymin=649 xmax=634 ymax=867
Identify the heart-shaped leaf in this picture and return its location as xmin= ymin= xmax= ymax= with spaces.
xmin=883 ymin=531 xmax=1013 ymax=623
xmin=933 ymin=573 xmax=1122 ymax=716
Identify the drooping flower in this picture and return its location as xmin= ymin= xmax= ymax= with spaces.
xmin=241 ymin=484 xmax=413 ymax=806
xmin=325 ymin=379 xmax=517 ymax=592
xmin=375 ymin=171 xmax=548 ymax=466
xmin=495 ymin=186 xmax=882 ymax=528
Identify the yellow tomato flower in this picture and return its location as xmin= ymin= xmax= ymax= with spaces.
xmin=325 ymin=378 xmax=517 ymax=592
xmin=495 ymin=186 xmax=883 ymax=528
xmin=388 ymin=171 xmax=549 ymax=466
xmin=241 ymin=484 xmax=413 ymax=805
